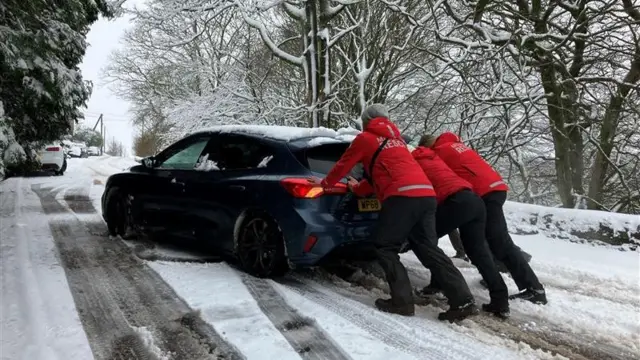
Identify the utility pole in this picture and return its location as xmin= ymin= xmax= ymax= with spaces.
xmin=92 ymin=113 xmax=103 ymax=131
xmin=92 ymin=114 xmax=105 ymax=155
xmin=100 ymin=123 xmax=107 ymax=155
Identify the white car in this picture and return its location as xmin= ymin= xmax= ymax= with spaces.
xmin=38 ymin=143 xmax=67 ymax=175
xmin=87 ymin=146 xmax=100 ymax=156
xmin=67 ymin=146 xmax=83 ymax=158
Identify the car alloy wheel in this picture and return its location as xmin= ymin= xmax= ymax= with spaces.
xmin=238 ymin=215 xmax=287 ymax=277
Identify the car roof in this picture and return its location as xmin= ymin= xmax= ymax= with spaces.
xmin=190 ymin=125 xmax=359 ymax=147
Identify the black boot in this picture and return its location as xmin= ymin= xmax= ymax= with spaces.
xmin=438 ymin=301 xmax=479 ymax=322
xmin=509 ymin=288 xmax=547 ymax=305
xmin=416 ymin=283 xmax=441 ymax=296
xmin=481 ymin=302 xmax=510 ymax=319
xmin=375 ymin=298 xmax=415 ymax=316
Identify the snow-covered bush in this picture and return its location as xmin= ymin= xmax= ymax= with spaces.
xmin=0 ymin=102 xmax=27 ymax=179
xmin=505 ymin=201 xmax=640 ymax=249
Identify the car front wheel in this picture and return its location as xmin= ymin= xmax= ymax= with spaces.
xmin=237 ymin=213 xmax=288 ymax=278
xmin=106 ymin=189 xmax=130 ymax=237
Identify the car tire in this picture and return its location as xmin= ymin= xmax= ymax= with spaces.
xmin=55 ymin=160 xmax=67 ymax=176
xmin=106 ymin=189 xmax=129 ymax=237
xmin=237 ymin=212 xmax=288 ymax=278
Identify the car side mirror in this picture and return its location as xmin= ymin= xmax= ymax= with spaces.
xmin=142 ymin=156 xmax=156 ymax=168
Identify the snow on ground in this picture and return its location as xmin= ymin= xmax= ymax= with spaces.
xmin=0 ymin=178 xmax=93 ymax=360
xmin=401 ymin=234 xmax=640 ymax=355
xmin=2 ymin=155 xmax=639 ymax=360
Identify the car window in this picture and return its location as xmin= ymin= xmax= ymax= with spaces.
xmin=198 ymin=135 xmax=274 ymax=171
xmin=294 ymin=143 xmax=363 ymax=178
xmin=156 ymin=138 xmax=209 ymax=170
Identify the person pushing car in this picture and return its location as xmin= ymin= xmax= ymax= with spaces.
xmin=310 ymin=104 xmax=478 ymax=321
xmin=410 ymin=143 xmax=510 ymax=318
xmin=422 ymin=133 xmax=547 ymax=305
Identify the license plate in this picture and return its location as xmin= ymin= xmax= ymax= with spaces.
xmin=357 ymin=198 xmax=381 ymax=212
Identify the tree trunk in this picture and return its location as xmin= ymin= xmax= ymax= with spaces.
xmin=539 ymin=62 xmax=579 ymax=208
xmin=304 ymin=0 xmax=319 ymax=127
xmin=586 ymin=46 xmax=640 ymax=209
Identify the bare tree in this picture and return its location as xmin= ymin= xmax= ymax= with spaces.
xmin=397 ymin=0 xmax=640 ymax=212
xmin=106 ymin=138 xmax=125 ymax=157
xmin=104 ymin=0 xmax=640 ymax=213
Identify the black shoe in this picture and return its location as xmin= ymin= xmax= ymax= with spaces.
xmin=375 ymin=298 xmax=415 ymax=316
xmin=438 ymin=301 xmax=479 ymax=322
xmin=417 ymin=284 xmax=441 ymax=296
xmin=481 ymin=302 xmax=510 ymax=319
xmin=412 ymin=287 xmax=444 ymax=306
xmin=509 ymin=288 xmax=547 ymax=305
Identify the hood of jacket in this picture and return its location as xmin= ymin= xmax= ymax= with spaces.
xmin=411 ymin=146 xmax=437 ymax=160
xmin=364 ymin=117 xmax=402 ymax=139
xmin=433 ymin=132 xmax=461 ymax=147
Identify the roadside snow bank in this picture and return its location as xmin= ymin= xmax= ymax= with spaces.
xmin=505 ymin=201 xmax=640 ymax=248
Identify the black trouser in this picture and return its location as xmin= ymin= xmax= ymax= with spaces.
xmin=375 ymin=196 xmax=473 ymax=307
xmin=449 ymin=231 xmax=532 ymax=273
xmin=483 ymin=191 xmax=543 ymax=290
xmin=431 ymin=190 xmax=508 ymax=305
xmin=448 ymin=230 xmax=465 ymax=256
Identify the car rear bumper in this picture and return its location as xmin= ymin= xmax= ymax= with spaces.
xmin=41 ymin=163 xmax=61 ymax=171
xmin=278 ymin=207 xmax=377 ymax=266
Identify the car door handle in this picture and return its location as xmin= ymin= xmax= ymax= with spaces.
xmin=171 ymin=179 xmax=185 ymax=186
xmin=229 ymin=185 xmax=245 ymax=191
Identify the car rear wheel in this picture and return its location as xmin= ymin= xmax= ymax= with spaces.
xmin=237 ymin=214 xmax=288 ymax=278
xmin=55 ymin=160 xmax=67 ymax=176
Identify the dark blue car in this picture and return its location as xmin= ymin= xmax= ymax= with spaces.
xmin=102 ymin=125 xmax=382 ymax=277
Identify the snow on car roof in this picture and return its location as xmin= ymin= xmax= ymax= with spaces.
xmin=192 ymin=125 xmax=360 ymax=143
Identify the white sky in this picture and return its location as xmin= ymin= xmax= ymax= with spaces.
xmin=79 ymin=3 xmax=141 ymax=156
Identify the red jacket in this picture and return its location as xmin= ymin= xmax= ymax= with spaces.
xmin=321 ymin=117 xmax=435 ymax=201
xmin=411 ymin=146 xmax=472 ymax=204
xmin=431 ymin=132 xmax=508 ymax=197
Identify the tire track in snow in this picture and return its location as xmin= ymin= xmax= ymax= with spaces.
xmin=449 ymin=256 xmax=639 ymax=308
xmin=404 ymin=261 xmax=639 ymax=360
xmin=323 ymin=261 xmax=632 ymax=360
xmin=275 ymin=277 xmax=488 ymax=360
xmin=62 ymin=187 xmax=96 ymax=214
xmin=33 ymin=185 xmax=244 ymax=360
xmin=239 ymin=273 xmax=352 ymax=360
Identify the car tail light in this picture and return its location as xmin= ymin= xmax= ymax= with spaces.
xmin=46 ymin=146 xmax=61 ymax=152
xmin=280 ymin=178 xmax=347 ymax=199
xmin=303 ymin=235 xmax=318 ymax=253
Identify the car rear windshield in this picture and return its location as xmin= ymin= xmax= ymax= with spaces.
xmin=294 ymin=143 xmax=364 ymax=178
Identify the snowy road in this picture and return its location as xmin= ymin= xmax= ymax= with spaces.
xmin=1 ymin=156 xmax=639 ymax=360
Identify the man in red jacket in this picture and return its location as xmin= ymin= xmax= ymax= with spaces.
xmin=411 ymin=145 xmax=510 ymax=318
xmin=311 ymin=104 xmax=477 ymax=321
xmin=424 ymin=133 xmax=547 ymax=304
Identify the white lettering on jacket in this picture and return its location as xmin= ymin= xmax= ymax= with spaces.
xmin=451 ymin=143 xmax=469 ymax=153
xmin=377 ymin=137 xmax=407 ymax=150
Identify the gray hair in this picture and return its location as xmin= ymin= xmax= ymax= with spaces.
xmin=360 ymin=103 xmax=389 ymax=129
